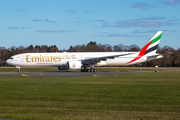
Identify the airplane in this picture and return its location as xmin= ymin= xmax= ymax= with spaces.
xmin=6 ymin=31 xmax=163 ymax=72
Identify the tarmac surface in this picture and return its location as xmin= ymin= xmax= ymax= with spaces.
xmin=0 ymin=71 xmax=132 ymax=77
xmin=0 ymin=67 xmax=180 ymax=77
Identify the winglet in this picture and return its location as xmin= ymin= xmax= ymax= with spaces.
xmin=127 ymin=31 xmax=163 ymax=64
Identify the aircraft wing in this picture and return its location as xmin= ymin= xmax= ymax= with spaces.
xmin=82 ymin=53 xmax=135 ymax=64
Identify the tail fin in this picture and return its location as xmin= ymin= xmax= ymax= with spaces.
xmin=127 ymin=31 xmax=163 ymax=64
xmin=144 ymin=31 xmax=163 ymax=55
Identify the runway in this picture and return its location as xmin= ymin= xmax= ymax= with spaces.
xmin=1 ymin=67 xmax=179 ymax=77
xmin=0 ymin=71 xmax=132 ymax=77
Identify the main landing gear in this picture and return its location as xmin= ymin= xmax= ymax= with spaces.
xmin=81 ymin=69 xmax=97 ymax=72
xmin=81 ymin=65 xmax=97 ymax=72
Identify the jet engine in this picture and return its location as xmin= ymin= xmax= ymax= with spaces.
xmin=58 ymin=65 xmax=68 ymax=70
xmin=58 ymin=61 xmax=82 ymax=70
xmin=68 ymin=61 xmax=82 ymax=70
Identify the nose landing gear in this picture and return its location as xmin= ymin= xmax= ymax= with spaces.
xmin=16 ymin=66 xmax=21 ymax=72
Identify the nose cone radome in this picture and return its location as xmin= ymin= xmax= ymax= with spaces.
xmin=6 ymin=59 xmax=12 ymax=65
xmin=6 ymin=59 xmax=9 ymax=64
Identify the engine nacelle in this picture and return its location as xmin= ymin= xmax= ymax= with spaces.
xmin=68 ymin=61 xmax=82 ymax=70
xmin=58 ymin=61 xmax=82 ymax=70
xmin=58 ymin=65 xmax=68 ymax=70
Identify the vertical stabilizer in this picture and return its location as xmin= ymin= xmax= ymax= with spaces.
xmin=127 ymin=31 xmax=163 ymax=64
xmin=144 ymin=31 xmax=163 ymax=55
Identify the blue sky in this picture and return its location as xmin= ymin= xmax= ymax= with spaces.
xmin=0 ymin=0 xmax=180 ymax=50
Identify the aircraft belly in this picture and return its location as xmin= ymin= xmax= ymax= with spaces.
xmin=104 ymin=58 xmax=131 ymax=66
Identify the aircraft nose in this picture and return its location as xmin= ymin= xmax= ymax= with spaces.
xmin=6 ymin=59 xmax=9 ymax=64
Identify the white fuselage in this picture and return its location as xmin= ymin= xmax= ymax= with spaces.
xmin=6 ymin=52 xmax=145 ymax=67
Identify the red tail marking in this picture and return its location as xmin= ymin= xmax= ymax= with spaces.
xmin=127 ymin=40 xmax=153 ymax=64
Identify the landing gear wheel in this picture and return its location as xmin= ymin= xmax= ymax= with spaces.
xmin=16 ymin=66 xmax=21 ymax=73
xmin=84 ymin=69 xmax=90 ymax=72
xmin=81 ymin=69 xmax=97 ymax=72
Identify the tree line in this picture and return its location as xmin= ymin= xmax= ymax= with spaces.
xmin=0 ymin=41 xmax=179 ymax=67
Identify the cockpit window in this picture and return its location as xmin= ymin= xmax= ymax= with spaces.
xmin=9 ymin=57 xmax=13 ymax=59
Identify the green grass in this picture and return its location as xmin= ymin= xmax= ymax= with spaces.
xmin=0 ymin=71 xmax=180 ymax=119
